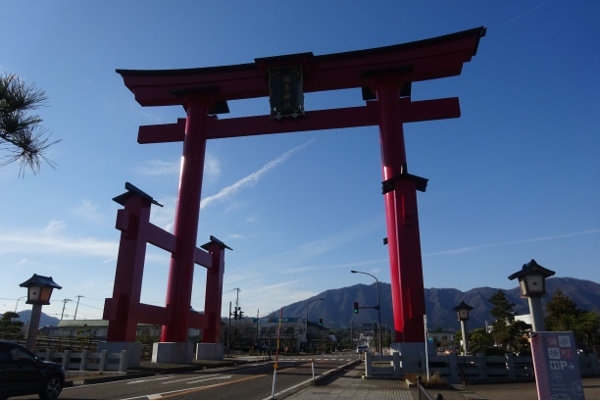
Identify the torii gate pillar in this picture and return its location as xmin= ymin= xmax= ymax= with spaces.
xmin=116 ymin=27 xmax=485 ymax=365
xmin=378 ymin=83 xmax=429 ymax=361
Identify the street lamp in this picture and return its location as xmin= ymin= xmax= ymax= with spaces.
xmin=14 ymin=296 xmax=27 ymax=312
xmin=508 ymin=259 xmax=555 ymax=332
xmin=19 ymin=274 xmax=62 ymax=350
xmin=350 ymin=270 xmax=382 ymax=355
xmin=306 ymin=297 xmax=324 ymax=352
xmin=453 ymin=300 xmax=473 ymax=355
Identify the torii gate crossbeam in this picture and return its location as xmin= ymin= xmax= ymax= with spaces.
xmin=114 ymin=27 xmax=485 ymax=363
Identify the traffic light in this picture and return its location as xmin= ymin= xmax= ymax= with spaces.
xmin=353 ymin=302 xmax=359 ymax=314
xmin=319 ymin=318 xmax=323 ymax=326
xmin=239 ymin=310 xmax=244 ymax=319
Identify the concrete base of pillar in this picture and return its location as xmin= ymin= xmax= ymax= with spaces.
xmin=195 ymin=343 xmax=223 ymax=360
xmin=390 ymin=342 xmax=426 ymax=373
xmin=97 ymin=341 xmax=142 ymax=368
xmin=152 ymin=342 xmax=194 ymax=364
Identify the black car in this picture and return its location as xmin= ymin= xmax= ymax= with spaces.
xmin=0 ymin=341 xmax=65 ymax=399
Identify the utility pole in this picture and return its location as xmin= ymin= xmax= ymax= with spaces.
xmin=73 ymin=295 xmax=83 ymax=320
xmin=233 ymin=287 xmax=241 ymax=326
xmin=256 ymin=309 xmax=260 ymax=352
xmin=227 ymin=301 xmax=231 ymax=356
xmin=60 ymin=298 xmax=72 ymax=320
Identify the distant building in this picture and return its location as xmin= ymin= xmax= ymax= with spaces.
xmin=514 ymin=314 xmax=533 ymax=326
xmin=39 ymin=319 xmax=200 ymax=340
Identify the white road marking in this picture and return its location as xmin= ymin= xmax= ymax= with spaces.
xmin=160 ymin=373 xmax=221 ymax=384
xmin=186 ymin=374 xmax=231 ymax=384
xmin=128 ymin=375 xmax=176 ymax=384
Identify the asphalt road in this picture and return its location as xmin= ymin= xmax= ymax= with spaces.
xmin=14 ymin=354 xmax=357 ymax=400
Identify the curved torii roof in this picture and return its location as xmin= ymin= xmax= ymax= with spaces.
xmin=117 ymin=27 xmax=486 ymax=107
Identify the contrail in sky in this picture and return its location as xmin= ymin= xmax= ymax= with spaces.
xmin=200 ymin=140 xmax=313 ymax=209
xmin=507 ymin=0 xmax=552 ymax=24
xmin=424 ymin=229 xmax=600 ymax=257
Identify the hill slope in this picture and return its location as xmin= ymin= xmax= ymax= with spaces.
xmin=265 ymin=277 xmax=600 ymax=331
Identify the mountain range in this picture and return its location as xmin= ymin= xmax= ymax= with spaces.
xmin=13 ymin=277 xmax=599 ymax=333
xmin=266 ymin=277 xmax=600 ymax=332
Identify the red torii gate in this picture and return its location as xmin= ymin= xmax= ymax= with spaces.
xmin=101 ymin=182 xmax=229 ymax=364
xmin=108 ymin=27 xmax=484 ymax=363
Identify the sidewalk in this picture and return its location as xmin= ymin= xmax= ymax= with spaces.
xmin=285 ymin=362 xmax=414 ymax=400
xmin=285 ymin=363 xmax=600 ymax=400
xmin=435 ymin=376 xmax=600 ymax=400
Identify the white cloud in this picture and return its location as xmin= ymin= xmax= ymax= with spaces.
xmin=0 ymin=227 xmax=117 ymax=259
xmin=42 ymin=220 xmax=66 ymax=235
xmin=72 ymin=199 xmax=104 ymax=223
xmin=228 ymin=279 xmax=316 ymax=316
xmin=16 ymin=258 xmax=32 ymax=267
xmin=134 ymin=153 xmax=220 ymax=181
xmin=134 ymin=159 xmax=180 ymax=176
xmin=203 ymin=153 xmax=220 ymax=182
xmin=149 ymin=195 xmax=177 ymax=232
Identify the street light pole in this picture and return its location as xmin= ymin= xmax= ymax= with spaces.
xmin=14 ymin=296 xmax=27 ymax=312
xmin=305 ymin=297 xmax=324 ymax=352
xmin=351 ymin=270 xmax=383 ymax=355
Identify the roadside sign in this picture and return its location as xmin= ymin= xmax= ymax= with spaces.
xmin=530 ymin=331 xmax=584 ymax=399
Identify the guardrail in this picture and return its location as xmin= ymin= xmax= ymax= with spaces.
xmin=364 ymin=352 xmax=600 ymax=383
xmin=36 ymin=349 xmax=129 ymax=372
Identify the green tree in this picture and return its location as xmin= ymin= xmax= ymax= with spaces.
xmin=468 ymin=327 xmax=495 ymax=355
xmin=545 ymin=289 xmax=580 ymax=331
xmin=74 ymin=324 xmax=93 ymax=351
xmin=1 ymin=73 xmax=60 ymax=174
xmin=487 ymin=290 xmax=531 ymax=354
xmin=489 ymin=289 xmax=515 ymax=322
xmin=545 ymin=290 xmax=600 ymax=354
xmin=507 ymin=320 xmax=531 ymax=355
xmin=0 ymin=311 xmax=25 ymax=341
xmin=574 ymin=311 xmax=600 ymax=354
xmin=488 ymin=290 xmax=515 ymax=349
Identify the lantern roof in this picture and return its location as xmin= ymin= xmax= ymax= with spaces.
xmin=19 ymin=274 xmax=62 ymax=289
xmin=508 ymin=259 xmax=556 ymax=281
xmin=453 ymin=300 xmax=474 ymax=312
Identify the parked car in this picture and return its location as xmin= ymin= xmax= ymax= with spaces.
xmin=356 ymin=345 xmax=369 ymax=354
xmin=0 ymin=341 xmax=65 ymax=399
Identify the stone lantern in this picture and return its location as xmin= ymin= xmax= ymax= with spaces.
xmin=508 ymin=259 xmax=555 ymax=331
xmin=453 ymin=300 xmax=473 ymax=355
xmin=20 ymin=274 xmax=62 ymax=350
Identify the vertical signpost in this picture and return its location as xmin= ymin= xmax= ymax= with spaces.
xmin=270 ymin=307 xmax=283 ymax=399
xmin=530 ymin=331 xmax=585 ymax=399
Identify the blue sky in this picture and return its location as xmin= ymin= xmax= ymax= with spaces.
xmin=1 ymin=1 xmax=598 ymax=322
